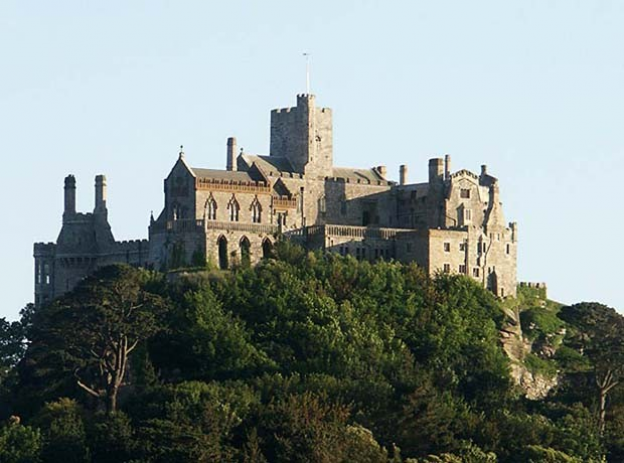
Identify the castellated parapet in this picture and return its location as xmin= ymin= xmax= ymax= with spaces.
xmin=35 ymin=92 xmax=518 ymax=305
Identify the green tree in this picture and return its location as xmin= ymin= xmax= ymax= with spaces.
xmin=33 ymin=398 xmax=89 ymax=463
xmin=24 ymin=265 xmax=166 ymax=413
xmin=559 ymin=302 xmax=624 ymax=433
xmin=0 ymin=416 xmax=42 ymax=463
xmin=88 ymin=411 xmax=135 ymax=463
xmin=0 ymin=317 xmax=25 ymax=384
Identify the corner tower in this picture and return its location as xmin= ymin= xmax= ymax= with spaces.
xmin=269 ymin=94 xmax=333 ymax=177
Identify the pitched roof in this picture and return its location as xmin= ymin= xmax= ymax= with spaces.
xmin=332 ymin=167 xmax=386 ymax=183
xmin=190 ymin=168 xmax=258 ymax=182
xmin=240 ymin=154 xmax=295 ymax=175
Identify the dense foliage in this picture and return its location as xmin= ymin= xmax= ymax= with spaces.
xmin=1 ymin=243 xmax=622 ymax=462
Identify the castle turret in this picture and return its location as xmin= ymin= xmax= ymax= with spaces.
xmin=226 ymin=137 xmax=237 ymax=171
xmin=63 ymin=175 xmax=76 ymax=220
xmin=94 ymin=175 xmax=107 ymax=216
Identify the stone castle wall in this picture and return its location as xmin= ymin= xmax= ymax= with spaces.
xmin=35 ymin=93 xmax=519 ymax=304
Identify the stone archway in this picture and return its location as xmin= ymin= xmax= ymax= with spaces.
xmin=240 ymin=236 xmax=251 ymax=268
xmin=218 ymin=236 xmax=228 ymax=270
xmin=262 ymin=238 xmax=273 ymax=259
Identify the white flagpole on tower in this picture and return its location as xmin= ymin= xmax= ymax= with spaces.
xmin=303 ymin=52 xmax=310 ymax=94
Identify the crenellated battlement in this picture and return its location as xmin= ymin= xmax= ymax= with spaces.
xmin=34 ymin=242 xmax=56 ymax=255
xmin=519 ymin=282 xmax=548 ymax=290
xmin=450 ymin=169 xmax=480 ymax=180
xmin=113 ymin=239 xmax=149 ymax=251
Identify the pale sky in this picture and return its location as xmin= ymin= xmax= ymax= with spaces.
xmin=1 ymin=1 xmax=623 ymax=319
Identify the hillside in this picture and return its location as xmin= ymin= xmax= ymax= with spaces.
xmin=1 ymin=243 xmax=623 ymax=462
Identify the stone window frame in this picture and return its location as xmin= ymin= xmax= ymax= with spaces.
xmin=250 ymin=196 xmax=262 ymax=223
xmin=460 ymin=188 xmax=471 ymax=199
xmin=227 ymin=195 xmax=240 ymax=222
xmin=459 ymin=264 xmax=466 ymax=274
xmin=206 ymin=195 xmax=218 ymax=221
xmin=443 ymin=263 xmax=451 ymax=273
xmin=444 ymin=242 xmax=451 ymax=253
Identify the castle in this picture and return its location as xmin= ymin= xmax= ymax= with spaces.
xmin=34 ymin=93 xmax=518 ymax=307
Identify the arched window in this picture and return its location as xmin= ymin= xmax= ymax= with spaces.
xmin=262 ymin=238 xmax=273 ymax=259
xmin=227 ymin=195 xmax=240 ymax=222
xmin=250 ymin=197 xmax=262 ymax=223
xmin=240 ymin=236 xmax=251 ymax=267
xmin=206 ymin=195 xmax=217 ymax=221
xmin=218 ymin=236 xmax=228 ymax=269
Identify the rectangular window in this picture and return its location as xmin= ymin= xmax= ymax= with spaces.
xmin=460 ymin=188 xmax=471 ymax=199
xmin=443 ymin=263 xmax=451 ymax=273
xmin=459 ymin=264 xmax=466 ymax=274
xmin=459 ymin=243 xmax=466 ymax=252
xmin=472 ymin=268 xmax=480 ymax=278
xmin=506 ymin=243 xmax=511 ymax=255
xmin=464 ymin=209 xmax=472 ymax=221
xmin=444 ymin=242 xmax=451 ymax=252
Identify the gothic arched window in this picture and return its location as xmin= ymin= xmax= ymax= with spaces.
xmin=228 ymin=196 xmax=240 ymax=222
xmin=206 ymin=195 xmax=217 ymax=221
xmin=250 ymin=197 xmax=262 ymax=223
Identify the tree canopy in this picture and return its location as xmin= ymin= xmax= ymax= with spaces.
xmin=0 ymin=247 xmax=622 ymax=462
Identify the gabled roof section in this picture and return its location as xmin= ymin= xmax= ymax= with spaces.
xmin=190 ymin=167 xmax=259 ymax=183
xmin=239 ymin=154 xmax=295 ymax=175
xmin=332 ymin=167 xmax=388 ymax=183
xmin=165 ymin=155 xmax=196 ymax=181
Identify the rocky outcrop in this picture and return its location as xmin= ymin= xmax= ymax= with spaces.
xmin=510 ymin=363 xmax=558 ymax=400
xmin=500 ymin=302 xmax=559 ymax=399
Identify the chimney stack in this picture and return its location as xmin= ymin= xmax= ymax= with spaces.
xmin=444 ymin=154 xmax=451 ymax=180
xmin=481 ymin=165 xmax=488 ymax=176
xmin=428 ymin=158 xmax=444 ymax=184
xmin=63 ymin=175 xmax=76 ymax=219
xmin=227 ymin=137 xmax=237 ymax=171
xmin=94 ymin=175 xmax=107 ymax=215
xmin=399 ymin=165 xmax=408 ymax=185
xmin=376 ymin=165 xmax=387 ymax=179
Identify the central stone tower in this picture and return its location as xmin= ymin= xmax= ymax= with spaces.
xmin=269 ymin=94 xmax=333 ymax=178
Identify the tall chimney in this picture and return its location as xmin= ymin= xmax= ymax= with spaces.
xmin=444 ymin=154 xmax=451 ymax=180
xmin=399 ymin=165 xmax=408 ymax=185
xmin=428 ymin=158 xmax=444 ymax=184
xmin=227 ymin=137 xmax=237 ymax=171
xmin=481 ymin=164 xmax=488 ymax=176
xmin=94 ymin=175 xmax=107 ymax=215
xmin=63 ymin=175 xmax=76 ymax=219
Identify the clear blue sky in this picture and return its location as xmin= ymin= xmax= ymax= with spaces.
xmin=1 ymin=0 xmax=623 ymax=320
